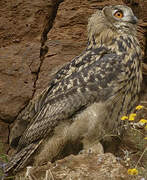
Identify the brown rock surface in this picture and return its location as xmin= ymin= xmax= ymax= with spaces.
xmin=0 ymin=121 xmax=9 ymax=154
xmin=0 ymin=0 xmax=59 ymax=47
xmin=0 ymin=44 xmax=37 ymax=122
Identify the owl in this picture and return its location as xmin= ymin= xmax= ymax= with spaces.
xmin=2 ymin=4 xmax=142 ymax=175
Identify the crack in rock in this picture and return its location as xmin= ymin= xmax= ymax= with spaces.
xmin=33 ymin=0 xmax=64 ymax=97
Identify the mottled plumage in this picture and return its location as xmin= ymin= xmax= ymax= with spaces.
xmin=4 ymin=5 xmax=142 ymax=174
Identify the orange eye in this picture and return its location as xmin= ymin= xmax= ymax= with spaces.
xmin=114 ymin=11 xmax=123 ymax=18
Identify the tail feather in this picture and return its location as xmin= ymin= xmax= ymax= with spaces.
xmin=3 ymin=140 xmax=42 ymax=174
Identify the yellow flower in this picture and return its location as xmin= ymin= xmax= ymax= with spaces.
xmin=139 ymin=119 xmax=147 ymax=125
xmin=127 ymin=168 xmax=138 ymax=175
xmin=144 ymin=137 xmax=147 ymax=140
xmin=135 ymin=105 xmax=143 ymax=110
xmin=121 ymin=116 xmax=128 ymax=120
xmin=145 ymin=125 xmax=147 ymax=131
xmin=129 ymin=113 xmax=136 ymax=121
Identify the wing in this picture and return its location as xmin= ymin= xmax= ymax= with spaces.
xmin=10 ymin=47 xmax=108 ymax=147
xmin=10 ymin=51 xmax=89 ymax=147
xmin=17 ymin=51 xmax=126 ymax=150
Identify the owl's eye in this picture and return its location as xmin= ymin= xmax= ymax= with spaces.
xmin=114 ymin=11 xmax=123 ymax=18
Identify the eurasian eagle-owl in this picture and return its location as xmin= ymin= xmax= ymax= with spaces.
xmin=2 ymin=4 xmax=143 ymax=175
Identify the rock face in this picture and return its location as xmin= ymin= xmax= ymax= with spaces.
xmin=0 ymin=0 xmax=147 ymax=179
xmin=0 ymin=44 xmax=35 ymax=122
xmin=0 ymin=0 xmax=63 ymax=152
xmin=0 ymin=0 xmax=58 ymax=47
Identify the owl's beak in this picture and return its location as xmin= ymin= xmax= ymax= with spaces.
xmin=130 ymin=16 xmax=138 ymax=24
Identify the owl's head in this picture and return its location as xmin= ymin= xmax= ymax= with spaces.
xmin=88 ymin=5 xmax=138 ymax=39
xmin=103 ymin=5 xmax=138 ymax=30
